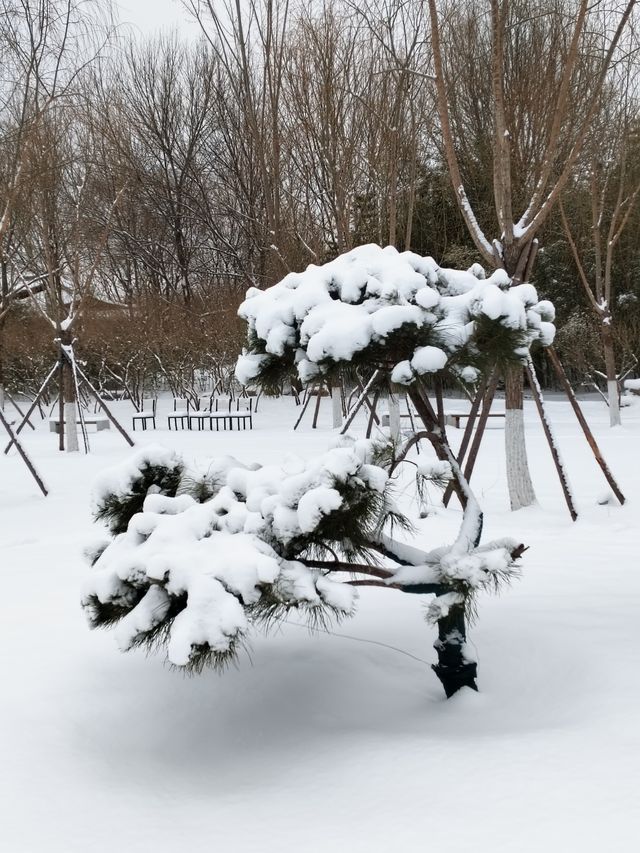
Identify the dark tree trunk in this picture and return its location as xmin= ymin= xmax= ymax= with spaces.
xmin=407 ymin=384 xmax=467 ymax=508
xmin=432 ymin=598 xmax=477 ymax=697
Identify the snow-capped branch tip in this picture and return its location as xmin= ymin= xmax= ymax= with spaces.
xmin=235 ymin=244 xmax=556 ymax=394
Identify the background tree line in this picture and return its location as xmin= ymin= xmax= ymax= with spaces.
xmin=1 ymin=0 xmax=640 ymax=408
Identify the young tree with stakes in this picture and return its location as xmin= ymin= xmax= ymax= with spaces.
xmin=426 ymin=0 xmax=637 ymax=509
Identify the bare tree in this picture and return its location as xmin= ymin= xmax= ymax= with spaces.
xmin=427 ymin=0 xmax=637 ymax=508
xmin=0 ymin=0 xmax=113 ymax=411
xmin=186 ymin=0 xmax=292 ymax=282
xmin=560 ymin=76 xmax=640 ymax=426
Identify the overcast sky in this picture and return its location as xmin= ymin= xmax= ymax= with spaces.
xmin=116 ymin=0 xmax=199 ymax=37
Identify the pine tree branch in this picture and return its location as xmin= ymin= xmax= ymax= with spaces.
xmin=299 ymin=559 xmax=394 ymax=580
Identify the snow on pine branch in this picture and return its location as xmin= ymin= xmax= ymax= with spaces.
xmin=236 ymin=244 xmax=556 ymax=389
xmin=84 ymin=441 xmax=390 ymax=670
xmin=83 ymin=442 xmax=523 ymax=673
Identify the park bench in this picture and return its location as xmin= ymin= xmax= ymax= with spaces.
xmin=189 ymin=411 xmax=231 ymax=431
xmin=189 ymin=395 xmax=231 ymax=431
xmin=49 ymin=416 xmax=110 ymax=433
xmin=189 ymin=397 xmax=253 ymax=431
xmin=445 ymin=412 xmax=505 ymax=429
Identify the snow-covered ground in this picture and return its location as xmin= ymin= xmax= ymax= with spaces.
xmin=1 ymin=393 xmax=639 ymax=852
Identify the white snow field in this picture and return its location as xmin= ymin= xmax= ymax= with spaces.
xmin=1 ymin=393 xmax=639 ymax=853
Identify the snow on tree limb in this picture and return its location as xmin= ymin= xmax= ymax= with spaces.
xmin=83 ymin=441 xmax=524 ymax=674
xmin=235 ymin=244 xmax=555 ymax=392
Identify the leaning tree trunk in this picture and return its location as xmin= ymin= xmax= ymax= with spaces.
xmin=433 ymin=597 xmax=477 ymax=697
xmin=601 ymin=321 xmax=621 ymax=427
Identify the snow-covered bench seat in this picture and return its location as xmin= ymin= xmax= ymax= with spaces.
xmin=188 ymin=411 xmax=253 ymax=431
xmin=445 ymin=412 xmax=505 ymax=429
xmin=380 ymin=411 xmax=418 ymax=427
xmin=188 ymin=412 xmax=230 ymax=431
xmin=49 ymin=416 xmax=110 ymax=433
xmin=624 ymin=378 xmax=640 ymax=395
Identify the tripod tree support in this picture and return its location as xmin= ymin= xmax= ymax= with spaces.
xmin=6 ymin=354 xmax=134 ymax=456
xmin=71 ymin=359 xmax=134 ymax=448
xmin=339 ymin=372 xmax=381 ymax=434
xmin=293 ymin=385 xmax=314 ymax=430
xmin=4 ymin=362 xmax=59 ymax=455
xmin=442 ymin=373 xmax=494 ymax=508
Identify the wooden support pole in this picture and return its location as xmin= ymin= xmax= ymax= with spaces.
xmin=462 ymin=375 xmax=499 ymax=483
xmin=546 ymin=346 xmax=625 ymax=505
xmin=443 ymin=374 xmax=499 ymax=508
xmin=456 ymin=377 xmax=488 ymax=465
xmin=404 ymin=394 xmax=421 ymax=454
xmin=0 ymin=407 xmax=48 ymax=496
xmin=293 ymin=387 xmax=314 ymax=430
xmin=312 ymin=383 xmax=324 ymax=429
xmin=73 ymin=362 xmax=135 ymax=448
xmin=340 ymin=379 xmax=347 ymax=418
xmin=434 ymin=377 xmax=446 ymax=432
xmin=7 ymin=393 xmax=35 ymax=430
xmin=525 ymin=357 xmax=577 ymax=522
xmin=442 ymin=375 xmax=490 ymax=507
xmin=340 ymin=371 xmax=381 ymax=434
xmin=4 ymin=362 xmax=58 ymax=454
xmin=366 ymin=387 xmax=382 ymax=438
xmin=407 ymin=384 xmax=466 ymax=508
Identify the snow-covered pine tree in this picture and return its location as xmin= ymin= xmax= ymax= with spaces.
xmin=235 ymin=243 xmax=555 ymax=512
xmin=83 ymin=245 xmax=554 ymax=697
xmin=83 ymin=441 xmax=525 ymax=697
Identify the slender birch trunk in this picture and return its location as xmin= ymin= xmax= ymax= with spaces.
xmin=504 ymin=365 xmax=536 ymax=510
xmin=602 ymin=323 xmax=621 ymax=427
xmin=331 ymin=383 xmax=343 ymax=429
xmin=388 ymin=394 xmax=401 ymax=442
xmin=60 ymin=336 xmax=79 ymax=453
